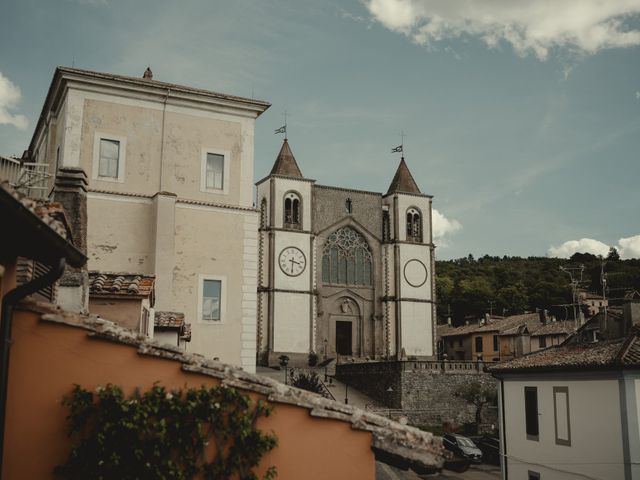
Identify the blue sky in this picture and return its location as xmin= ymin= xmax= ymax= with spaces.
xmin=1 ymin=0 xmax=639 ymax=259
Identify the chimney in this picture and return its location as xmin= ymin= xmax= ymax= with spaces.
xmin=447 ymin=316 xmax=452 ymax=326
xmin=53 ymin=167 xmax=89 ymax=313
xmin=143 ymin=67 xmax=153 ymax=80
xmin=485 ymin=313 xmax=490 ymax=323
xmin=539 ymin=309 xmax=549 ymax=324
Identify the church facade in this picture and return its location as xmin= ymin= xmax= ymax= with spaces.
xmin=256 ymin=140 xmax=436 ymax=365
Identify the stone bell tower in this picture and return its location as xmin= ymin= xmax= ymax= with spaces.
xmin=382 ymin=158 xmax=435 ymax=358
xmin=256 ymin=139 xmax=316 ymax=366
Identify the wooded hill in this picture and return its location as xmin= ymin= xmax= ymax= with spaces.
xmin=435 ymin=249 xmax=640 ymax=325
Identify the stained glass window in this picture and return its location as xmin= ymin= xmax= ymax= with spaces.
xmin=322 ymin=227 xmax=372 ymax=286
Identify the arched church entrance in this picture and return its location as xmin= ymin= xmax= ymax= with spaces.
xmin=329 ymin=297 xmax=361 ymax=357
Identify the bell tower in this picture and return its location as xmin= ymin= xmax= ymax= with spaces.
xmin=382 ymin=157 xmax=435 ymax=359
xmin=256 ymin=139 xmax=316 ymax=366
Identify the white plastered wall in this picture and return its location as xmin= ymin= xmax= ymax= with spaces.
xmin=273 ymin=293 xmax=311 ymax=353
xmin=502 ymin=376 xmax=626 ymax=480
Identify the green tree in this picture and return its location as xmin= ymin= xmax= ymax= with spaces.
xmin=454 ymin=381 xmax=497 ymax=432
xmin=607 ymin=247 xmax=621 ymax=261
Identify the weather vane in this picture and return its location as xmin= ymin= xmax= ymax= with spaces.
xmin=274 ymin=110 xmax=289 ymax=139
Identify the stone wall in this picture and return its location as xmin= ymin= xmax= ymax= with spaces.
xmin=337 ymin=360 xmax=498 ymax=429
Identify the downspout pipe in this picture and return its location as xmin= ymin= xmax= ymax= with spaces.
xmin=0 ymin=257 xmax=66 ymax=478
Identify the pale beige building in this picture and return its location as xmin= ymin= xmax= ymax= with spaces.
xmin=27 ymin=66 xmax=270 ymax=372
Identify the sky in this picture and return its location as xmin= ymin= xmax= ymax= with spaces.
xmin=1 ymin=0 xmax=639 ymax=260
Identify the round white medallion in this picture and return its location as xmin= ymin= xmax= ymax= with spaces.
xmin=403 ymin=259 xmax=428 ymax=288
xmin=279 ymin=247 xmax=307 ymax=277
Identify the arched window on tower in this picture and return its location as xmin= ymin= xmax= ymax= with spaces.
xmin=284 ymin=192 xmax=301 ymax=230
xmin=321 ymin=227 xmax=372 ymax=286
xmin=406 ymin=208 xmax=422 ymax=242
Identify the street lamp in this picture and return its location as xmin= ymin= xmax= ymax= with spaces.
xmin=344 ymin=382 xmax=349 ymax=405
xmin=278 ymin=355 xmax=289 ymax=385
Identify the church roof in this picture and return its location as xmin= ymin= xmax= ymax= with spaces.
xmin=270 ymin=139 xmax=304 ymax=178
xmin=386 ymin=158 xmax=421 ymax=195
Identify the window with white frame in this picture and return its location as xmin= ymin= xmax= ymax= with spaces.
xmin=205 ymin=153 xmax=224 ymax=190
xmin=98 ymin=139 xmax=120 ymax=178
xmin=202 ymin=278 xmax=222 ymax=321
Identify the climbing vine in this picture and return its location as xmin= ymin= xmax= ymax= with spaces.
xmin=56 ymin=383 xmax=277 ymax=480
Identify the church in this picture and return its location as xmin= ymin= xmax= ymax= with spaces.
xmin=256 ymin=139 xmax=436 ymax=366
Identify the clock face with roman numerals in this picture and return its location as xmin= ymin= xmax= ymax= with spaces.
xmin=279 ymin=247 xmax=306 ymax=277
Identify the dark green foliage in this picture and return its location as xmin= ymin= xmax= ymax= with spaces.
xmin=289 ymin=371 xmax=325 ymax=395
xmin=436 ymin=255 xmax=640 ymax=323
xmin=307 ymin=352 xmax=319 ymax=366
xmin=56 ymin=383 xmax=277 ymax=480
xmin=454 ymin=381 xmax=497 ymax=431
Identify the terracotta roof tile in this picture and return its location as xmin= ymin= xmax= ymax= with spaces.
xmin=530 ymin=320 xmax=576 ymax=336
xmin=491 ymin=327 xmax=640 ymax=373
xmin=154 ymin=311 xmax=185 ymax=329
xmin=89 ymin=271 xmax=155 ymax=299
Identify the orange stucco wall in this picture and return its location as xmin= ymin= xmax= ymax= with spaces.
xmin=3 ymin=307 xmax=375 ymax=479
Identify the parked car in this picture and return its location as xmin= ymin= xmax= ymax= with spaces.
xmin=442 ymin=433 xmax=483 ymax=463
xmin=473 ymin=435 xmax=500 ymax=465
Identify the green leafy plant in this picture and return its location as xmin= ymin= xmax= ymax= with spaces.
xmin=56 ymin=383 xmax=277 ymax=480
xmin=289 ymin=371 xmax=325 ymax=395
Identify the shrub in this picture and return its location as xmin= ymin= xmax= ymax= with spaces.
xmin=290 ymin=371 xmax=325 ymax=395
xmin=56 ymin=383 xmax=277 ymax=480
xmin=308 ymin=352 xmax=319 ymax=366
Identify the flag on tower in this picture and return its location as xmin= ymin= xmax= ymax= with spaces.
xmin=275 ymin=125 xmax=286 ymax=134
xmin=391 ymin=145 xmax=403 ymax=153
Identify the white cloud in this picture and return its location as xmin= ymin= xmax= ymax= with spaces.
xmin=618 ymin=234 xmax=640 ymax=259
xmin=0 ymin=72 xmax=28 ymax=130
xmin=548 ymin=235 xmax=640 ymax=259
xmin=364 ymin=0 xmax=640 ymax=60
xmin=432 ymin=208 xmax=462 ymax=243
xmin=548 ymin=238 xmax=611 ymax=258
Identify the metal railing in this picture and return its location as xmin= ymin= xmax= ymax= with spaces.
xmin=0 ymin=157 xmax=51 ymax=199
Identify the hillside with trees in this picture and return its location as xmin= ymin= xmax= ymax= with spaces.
xmin=435 ymin=248 xmax=640 ymax=325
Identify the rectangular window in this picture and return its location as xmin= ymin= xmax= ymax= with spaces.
xmin=475 ymin=336 xmax=483 ymax=353
xmin=493 ymin=335 xmax=498 ymax=351
xmin=539 ymin=336 xmax=547 ymax=348
xmin=98 ymin=139 xmax=120 ymax=178
xmin=528 ymin=472 xmax=540 ymax=480
xmin=458 ymin=338 xmax=463 ymax=347
xmin=205 ymin=153 xmax=224 ymax=190
xmin=202 ymin=279 xmax=221 ymax=321
xmin=553 ymin=386 xmax=571 ymax=446
xmin=525 ymin=386 xmax=539 ymax=440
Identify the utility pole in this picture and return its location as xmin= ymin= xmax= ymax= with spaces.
xmin=560 ymin=264 xmax=585 ymax=327
xmin=601 ymin=261 xmax=608 ymax=335
xmin=488 ymin=300 xmax=494 ymax=318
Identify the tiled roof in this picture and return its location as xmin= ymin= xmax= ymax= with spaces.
xmin=155 ymin=311 xmax=191 ymax=342
xmin=270 ymin=139 xmax=304 ymax=178
xmin=530 ymin=320 xmax=576 ymax=336
xmin=490 ymin=327 xmax=640 ymax=373
xmin=89 ymin=271 xmax=154 ymax=299
xmin=440 ymin=313 xmax=543 ymax=338
xmin=1 ymin=181 xmax=70 ymax=239
xmin=24 ymin=301 xmax=446 ymax=472
xmin=155 ymin=311 xmax=185 ymax=328
xmin=386 ymin=158 xmax=421 ymax=195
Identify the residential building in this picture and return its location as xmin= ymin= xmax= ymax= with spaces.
xmin=490 ymin=326 xmax=640 ymax=480
xmin=579 ymin=290 xmax=608 ymax=316
xmin=25 ymin=66 xmax=270 ymax=372
xmin=256 ymin=143 xmax=436 ymax=365
xmin=438 ymin=313 xmax=575 ymax=362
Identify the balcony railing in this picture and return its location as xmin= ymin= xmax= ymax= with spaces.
xmin=0 ymin=157 xmax=51 ymax=199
